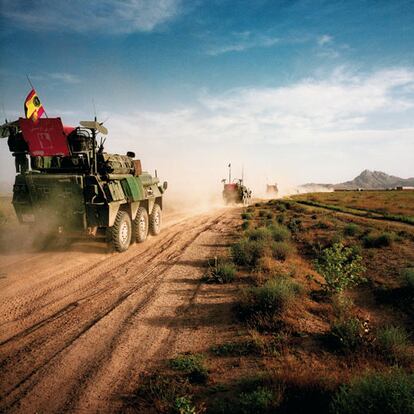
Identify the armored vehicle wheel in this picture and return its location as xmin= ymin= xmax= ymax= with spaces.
xmin=134 ymin=207 xmax=149 ymax=243
xmin=109 ymin=210 xmax=132 ymax=252
xmin=149 ymin=204 xmax=162 ymax=236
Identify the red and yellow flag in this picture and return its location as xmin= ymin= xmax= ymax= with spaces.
xmin=24 ymin=89 xmax=45 ymax=122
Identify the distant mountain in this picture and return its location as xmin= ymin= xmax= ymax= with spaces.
xmin=301 ymin=170 xmax=414 ymax=190
xmin=335 ymin=170 xmax=414 ymax=189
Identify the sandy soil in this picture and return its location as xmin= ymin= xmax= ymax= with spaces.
xmin=0 ymin=206 xmax=240 ymax=413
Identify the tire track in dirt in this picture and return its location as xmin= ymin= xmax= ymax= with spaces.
xmin=0 ymin=209 xmax=232 ymax=413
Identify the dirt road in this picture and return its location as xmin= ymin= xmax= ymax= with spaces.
xmin=0 ymin=207 xmax=240 ymax=413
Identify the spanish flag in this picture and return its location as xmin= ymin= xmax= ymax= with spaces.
xmin=24 ymin=89 xmax=45 ymax=122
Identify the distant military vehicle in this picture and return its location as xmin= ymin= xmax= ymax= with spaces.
xmin=222 ymin=164 xmax=251 ymax=206
xmin=266 ymin=183 xmax=278 ymax=196
xmin=1 ymin=117 xmax=167 ymax=252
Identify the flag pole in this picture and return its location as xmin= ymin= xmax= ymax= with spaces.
xmin=25 ymin=74 xmax=48 ymax=118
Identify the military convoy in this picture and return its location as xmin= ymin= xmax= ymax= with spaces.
xmin=1 ymin=117 xmax=167 ymax=252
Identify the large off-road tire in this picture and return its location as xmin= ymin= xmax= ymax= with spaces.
xmin=133 ymin=207 xmax=149 ymax=243
xmin=109 ymin=210 xmax=132 ymax=252
xmin=149 ymin=204 xmax=162 ymax=236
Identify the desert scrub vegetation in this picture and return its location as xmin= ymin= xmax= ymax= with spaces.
xmin=330 ymin=369 xmax=414 ymax=414
xmin=314 ymin=243 xmax=366 ymax=294
xmin=362 ymin=231 xmax=394 ymax=248
xmin=343 ymin=223 xmax=360 ymax=237
xmin=375 ymin=326 xmax=412 ymax=363
xmin=238 ymin=386 xmax=278 ymax=413
xmin=401 ymin=267 xmax=414 ymax=290
xmin=239 ymin=278 xmax=302 ymax=329
xmin=132 ymin=373 xmax=195 ymax=414
xmin=169 ymin=353 xmax=209 ymax=384
xmin=203 ymin=257 xmax=236 ymax=284
xmin=231 ymin=238 xmax=268 ymax=267
xmin=328 ymin=317 xmax=367 ymax=353
xmin=241 ymin=212 xmax=252 ymax=220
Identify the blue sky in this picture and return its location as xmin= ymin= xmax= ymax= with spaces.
xmin=0 ymin=0 xmax=413 ymax=194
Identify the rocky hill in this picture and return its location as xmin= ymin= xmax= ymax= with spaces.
xmin=301 ymin=170 xmax=414 ymax=190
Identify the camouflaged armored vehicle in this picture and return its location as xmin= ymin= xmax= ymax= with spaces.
xmin=1 ymin=117 xmax=167 ymax=252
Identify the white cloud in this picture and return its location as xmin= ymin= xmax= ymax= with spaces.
xmin=1 ymin=0 xmax=183 ymax=33
xmin=101 ymin=65 xmax=414 ymax=191
xmin=318 ymin=34 xmax=333 ymax=46
xmin=207 ymin=31 xmax=279 ymax=56
xmin=49 ymin=73 xmax=80 ymax=84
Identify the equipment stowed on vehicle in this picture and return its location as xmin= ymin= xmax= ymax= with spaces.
xmin=1 ymin=117 xmax=168 ymax=252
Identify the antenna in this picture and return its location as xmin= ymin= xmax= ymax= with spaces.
xmin=1 ymin=103 xmax=6 ymax=123
xmin=92 ymin=98 xmax=97 ymax=121
xmin=228 ymin=163 xmax=231 ymax=184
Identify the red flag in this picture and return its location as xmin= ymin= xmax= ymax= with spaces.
xmin=24 ymin=89 xmax=45 ymax=122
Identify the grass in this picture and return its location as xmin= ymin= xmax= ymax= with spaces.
xmin=362 ymin=232 xmax=394 ymax=248
xmin=241 ymin=212 xmax=252 ymax=220
xmin=376 ymin=326 xmax=411 ymax=362
xmin=343 ymin=223 xmax=360 ymax=237
xmin=330 ymin=369 xmax=414 ymax=414
xmin=292 ymin=190 xmax=414 ymax=218
xmin=231 ymin=238 xmax=268 ymax=267
xmin=270 ymin=241 xmax=294 ymax=261
xmin=401 ymin=267 xmax=414 ymax=289
xmin=170 ymin=353 xmax=209 ymax=385
xmin=239 ymin=278 xmax=302 ymax=323
xmin=203 ymin=258 xmax=236 ymax=284
xmin=238 ymin=386 xmax=276 ymax=413
xmin=132 ymin=373 xmax=192 ymax=413
xmin=292 ymin=197 xmax=414 ymax=226
xmin=329 ymin=317 xmax=365 ymax=353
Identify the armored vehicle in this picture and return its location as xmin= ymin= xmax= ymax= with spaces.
xmin=222 ymin=164 xmax=251 ymax=206
xmin=266 ymin=183 xmax=278 ymax=196
xmin=1 ymin=117 xmax=167 ymax=252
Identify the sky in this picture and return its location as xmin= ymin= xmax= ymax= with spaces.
xmin=0 ymin=0 xmax=413 ymax=195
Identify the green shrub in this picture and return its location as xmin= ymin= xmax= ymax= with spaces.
xmin=174 ymin=396 xmax=196 ymax=414
xmin=314 ymin=220 xmax=331 ymax=229
xmin=211 ymin=340 xmax=260 ymax=356
xmin=247 ymin=227 xmax=272 ymax=241
xmin=343 ymin=223 xmax=360 ymax=237
xmin=241 ymin=220 xmax=250 ymax=230
xmin=265 ymin=211 xmax=273 ymax=220
xmin=287 ymin=217 xmax=302 ymax=233
xmin=240 ymin=278 xmax=302 ymax=318
xmin=315 ymin=243 xmax=366 ymax=293
xmin=258 ymin=210 xmax=266 ymax=217
xmin=204 ymin=259 xmax=236 ymax=283
xmin=376 ymin=326 xmax=411 ymax=362
xmin=268 ymin=223 xmax=290 ymax=242
xmin=330 ymin=370 xmax=414 ymax=414
xmin=276 ymin=213 xmax=286 ymax=224
xmin=363 ymin=232 xmax=394 ymax=248
xmin=239 ymin=387 xmax=275 ymax=413
xmin=170 ymin=354 xmax=209 ymax=384
xmin=401 ymin=267 xmax=414 ymax=289
xmin=270 ymin=241 xmax=294 ymax=261
xmin=134 ymin=373 xmax=191 ymax=413
xmin=241 ymin=212 xmax=252 ymax=220
xmin=232 ymin=239 xmax=268 ymax=267
xmin=330 ymin=317 xmax=365 ymax=352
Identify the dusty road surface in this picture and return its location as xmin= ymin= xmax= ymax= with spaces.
xmin=0 ymin=206 xmax=240 ymax=413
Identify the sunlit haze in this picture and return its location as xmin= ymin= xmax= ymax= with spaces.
xmin=1 ymin=0 xmax=413 ymax=197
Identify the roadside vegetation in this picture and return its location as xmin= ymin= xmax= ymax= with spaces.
xmin=130 ymin=194 xmax=414 ymax=413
